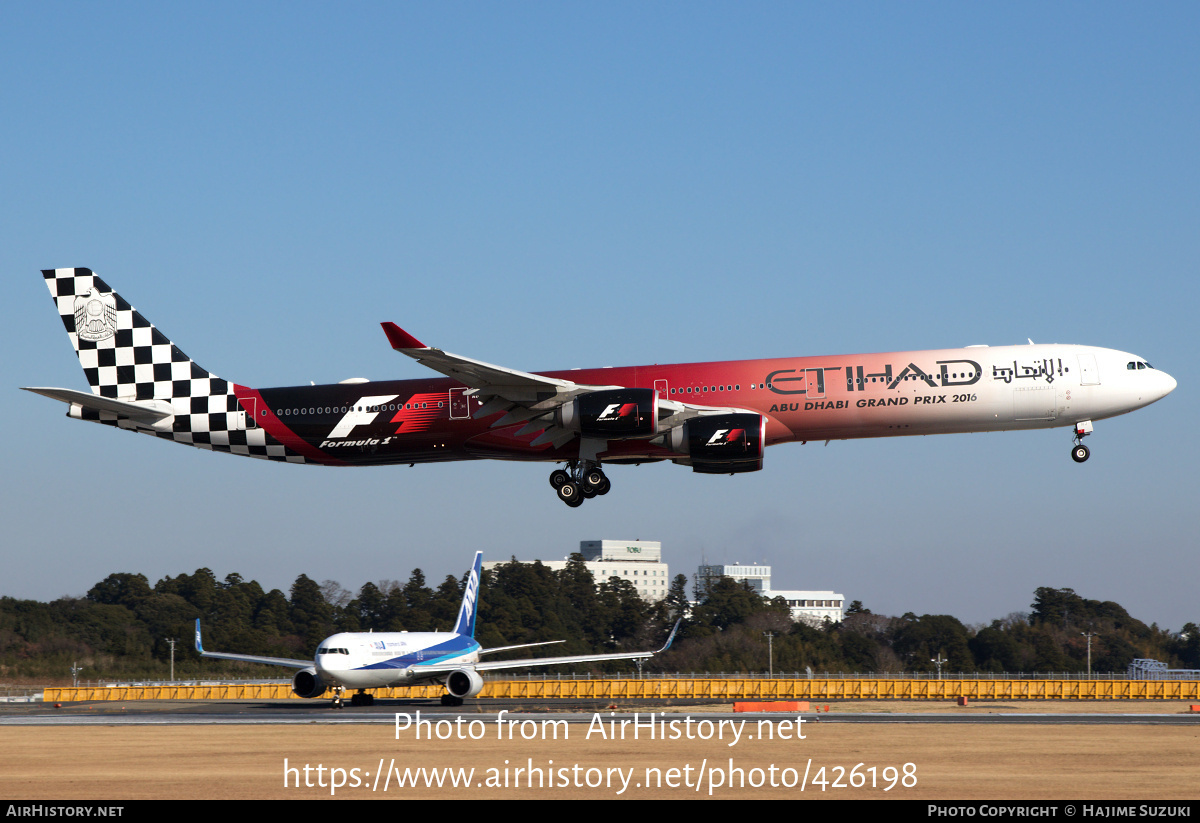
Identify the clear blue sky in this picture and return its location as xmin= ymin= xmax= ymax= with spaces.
xmin=3 ymin=3 xmax=1196 ymax=635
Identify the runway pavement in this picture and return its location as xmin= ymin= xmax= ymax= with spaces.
xmin=3 ymin=698 xmax=1197 ymax=725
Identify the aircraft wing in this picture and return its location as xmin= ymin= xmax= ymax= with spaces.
xmin=415 ymin=620 xmax=681 ymax=676
xmin=381 ymin=322 xmax=606 ymax=403
xmin=194 ymin=619 xmax=311 ymax=669
xmin=381 ymin=322 xmax=629 ymax=448
xmin=477 ymin=640 xmax=566 ymax=656
xmin=380 ymin=323 xmax=749 ymax=449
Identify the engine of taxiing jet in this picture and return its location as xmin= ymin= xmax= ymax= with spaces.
xmin=445 ymin=668 xmax=485 ymax=699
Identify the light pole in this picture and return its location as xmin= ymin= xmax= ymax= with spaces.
xmin=1080 ymin=632 xmax=1098 ymax=678
xmin=763 ymin=632 xmax=775 ymax=677
xmin=931 ymin=654 xmax=947 ymax=680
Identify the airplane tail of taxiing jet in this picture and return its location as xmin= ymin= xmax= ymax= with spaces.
xmin=452 ymin=551 xmax=484 ymax=638
xmin=24 ymin=268 xmax=293 ymax=460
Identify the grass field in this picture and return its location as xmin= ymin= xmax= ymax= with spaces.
xmin=3 ymin=700 xmax=1198 ymax=799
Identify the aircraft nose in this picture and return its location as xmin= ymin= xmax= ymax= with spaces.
xmin=1159 ymin=370 xmax=1178 ymax=398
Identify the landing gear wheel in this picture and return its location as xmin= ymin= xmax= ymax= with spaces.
xmin=1071 ymin=444 xmax=1090 ymax=463
xmin=549 ymin=469 xmax=570 ymax=489
xmin=583 ymin=468 xmax=607 ymax=489
xmin=595 ymin=477 xmax=611 ymax=495
xmin=557 ymin=481 xmax=583 ymax=506
xmin=440 ymin=694 xmax=464 ymax=707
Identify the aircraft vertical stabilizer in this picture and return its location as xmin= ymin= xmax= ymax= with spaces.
xmin=28 ymin=268 xmax=300 ymax=461
xmin=453 ymin=551 xmax=483 ymax=638
xmin=40 ymin=267 xmax=223 ymax=400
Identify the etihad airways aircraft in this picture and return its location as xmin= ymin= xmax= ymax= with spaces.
xmin=196 ymin=552 xmax=678 ymax=707
xmin=25 ymin=268 xmax=1176 ymax=506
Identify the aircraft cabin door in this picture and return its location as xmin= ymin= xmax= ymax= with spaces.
xmin=236 ymin=396 xmax=256 ymax=430
xmin=805 ymin=369 xmax=826 ymax=400
xmin=1077 ymin=353 xmax=1100 ymax=386
xmin=449 ymin=388 xmax=472 ymax=420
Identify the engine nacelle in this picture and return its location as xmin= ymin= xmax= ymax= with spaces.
xmin=667 ymin=413 xmax=766 ymax=474
xmin=445 ymin=668 xmax=485 ymax=699
xmin=292 ymin=667 xmax=326 ymax=699
xmin=557 ymin=388 xmax=658 ymax=439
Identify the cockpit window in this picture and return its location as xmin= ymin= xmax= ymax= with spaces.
xmin=1128 ymin=361 xmax=1154 ymax=371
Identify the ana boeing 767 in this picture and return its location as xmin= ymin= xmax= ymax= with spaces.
xmin=196 ymin=551 xmax=678 ymax=707
xmin=24 ymin=268 xmax=1176 ymax=505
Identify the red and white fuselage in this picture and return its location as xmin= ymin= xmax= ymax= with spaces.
xmin=27 ymin=269 xmax=1176 ymax=505
xmin=237 ymin=343 xmax=1174 ymax=465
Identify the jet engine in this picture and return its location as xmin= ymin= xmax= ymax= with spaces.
xmin=445 ymin=668 xmax=485 ymax=699
xmin=557 ymin=388 xmax=658 ymax=438
xmin=667 ymin=412 xmax=766 ymax=474
xmin=292 ymin=667 xmax=327 ymax=699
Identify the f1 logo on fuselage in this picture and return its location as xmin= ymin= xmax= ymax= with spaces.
xmin=327 ymin=395 xmax=399 ymax=439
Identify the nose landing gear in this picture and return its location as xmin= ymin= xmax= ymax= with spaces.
xmin=549 ymin=460 xmax=610 ymax=506
xmin=1071 ymin=420 xmax=1093 ymax=463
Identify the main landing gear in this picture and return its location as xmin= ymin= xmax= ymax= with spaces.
xmin=1071 ymin=420 xmax=1094 ymax=463
xmin=549 ymin=460 xmax=610 ymax=507
xmin=350 ymin=690 xmax=374 ymax=707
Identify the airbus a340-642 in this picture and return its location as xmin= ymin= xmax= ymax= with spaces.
xmin=25 ymin=268 xmax=1176 ymax=506
xmin=196 ymin=552 xmax=678 ymax=707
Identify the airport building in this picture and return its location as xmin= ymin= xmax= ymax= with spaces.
xmin=696 ymin=563 xmax=845 ymax=624
xmin=483 ymin=540 xmax=670 ymax=602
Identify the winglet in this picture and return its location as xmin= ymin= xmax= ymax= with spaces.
xmin=657 ymin=619 xmax=682 ymax=654
xmin=453 ymin=552 xmax=484 ymax=638
xmin=381 ymin=322 xmax=426 ymax=350
xmin=194 ymin=619 xmax=204 ymax=654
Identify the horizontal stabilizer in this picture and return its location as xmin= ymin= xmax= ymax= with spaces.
xmin=21 ymin=387 xmax=173 ymax=421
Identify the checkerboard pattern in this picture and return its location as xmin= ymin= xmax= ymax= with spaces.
xmin=42 ymin=268 xmax=307 ymax=463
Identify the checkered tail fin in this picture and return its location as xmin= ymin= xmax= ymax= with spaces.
xmin=41 ymin=267 xmax=226 ymax=401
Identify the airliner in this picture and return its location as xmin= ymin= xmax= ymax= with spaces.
xmin=195 ymin=552 xmax=678 ymax=707
xmin=25 ymin=268 xmax=1176 ymax=506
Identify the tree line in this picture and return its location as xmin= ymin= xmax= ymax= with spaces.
xmin=0 ymin=556 xmax=1195 ymax=682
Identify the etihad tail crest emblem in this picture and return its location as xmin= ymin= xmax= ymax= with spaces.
xmin=73 ymin=288 xmax=117 ymax=342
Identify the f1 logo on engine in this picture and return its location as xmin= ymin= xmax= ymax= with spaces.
xmin=327 ymin=395 xmax=399 ymax=438
xmin=706 ymin=428 xmax=746 ymax=446
xmin=598 ymin=403 xmax=637 ymax=421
